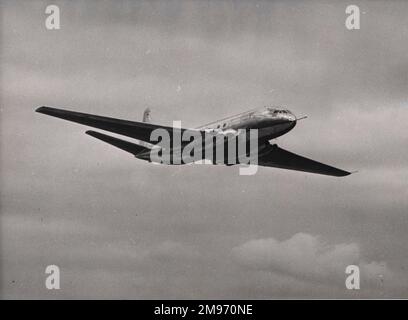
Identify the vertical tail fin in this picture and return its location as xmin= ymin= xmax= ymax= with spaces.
xmin=142 ymin=108 xmax=151 ymax=123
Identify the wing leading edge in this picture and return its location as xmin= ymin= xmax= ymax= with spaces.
xmin=258 ymin=144 xmax=351 ymax=177
xmin=35 ymin=106 xmax=195 ymax=144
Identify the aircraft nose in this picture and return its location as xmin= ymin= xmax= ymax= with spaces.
xmin=284 ymin=111 xmax=296 ymax=123
xmin=284 ymin=111 xmax=297 ymax=130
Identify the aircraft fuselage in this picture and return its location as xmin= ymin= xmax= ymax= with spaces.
xmin=197 ymin=106 xmax=297 ymax=142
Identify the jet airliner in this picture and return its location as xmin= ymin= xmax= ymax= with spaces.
xmin=35 ymin=106 xmax=351 ymax=177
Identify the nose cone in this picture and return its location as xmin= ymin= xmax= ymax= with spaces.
xmin=282 ymin=111 xmax=297 ymax=128
xmin=285 ymin=112 xmax=296 ymax=122
xmin=266 ymin=108 xmax=297 ymax=130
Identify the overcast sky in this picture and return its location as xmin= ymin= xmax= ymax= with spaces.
xmin=1 ymin=0 xmax=408 ymax=299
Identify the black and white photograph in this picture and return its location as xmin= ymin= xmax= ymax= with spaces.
xmin=1 ymin=0 xmax=407 ymax=305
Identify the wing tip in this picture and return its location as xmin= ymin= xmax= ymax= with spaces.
xmin=336 ymin=169 xmax=358 ymax=177
xmin=36 ymin=106 xmax=59 ymax=115
xmin=85 ymin=130 xmax=111 ymax=140
xmin=85 ymin=130 xmax=98 ymax=137
xmin=35 ymin=106 xmax=48 ymax=113
xmin=85 ymin=130 xmax=113 ymax=141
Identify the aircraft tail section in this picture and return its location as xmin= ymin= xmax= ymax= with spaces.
xmin=142 ymin=108 xmax=151 ymax=123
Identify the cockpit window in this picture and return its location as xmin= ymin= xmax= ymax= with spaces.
xmin=266 ymin=107 xmax=278 ymax=114
xmin=266 ymin=107 xmax=291 ymax=115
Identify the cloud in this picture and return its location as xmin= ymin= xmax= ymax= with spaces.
xmin=232 ymin=233 xmax=389 ymax=286
xmin=1 ymin=213 xmax=202 ymax=299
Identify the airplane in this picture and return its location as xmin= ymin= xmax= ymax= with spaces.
xmin=35 ymin=106 xmax=351 ymax=177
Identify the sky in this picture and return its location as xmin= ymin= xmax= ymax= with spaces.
xmin=1 ymin=0 xmax=408 ymax=299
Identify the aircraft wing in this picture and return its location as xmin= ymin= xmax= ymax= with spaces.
xmin=258 ymin=144 xmax=351 ymax=177
xmin=36 ymin=106 xmax=199 ymax=145
xmin=85 ymin=130 xmax=151 ymax=156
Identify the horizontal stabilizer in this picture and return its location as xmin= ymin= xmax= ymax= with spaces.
xmin=258 ymin=144 xmax=351 ymax=177
xmin=85 ymin=130 xmax=150 ymax=156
